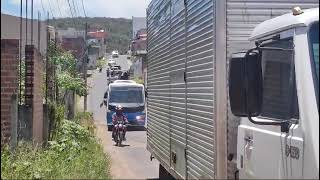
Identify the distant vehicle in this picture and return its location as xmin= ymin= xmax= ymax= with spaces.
xmin=110 ymin=66 xmax=121 ymax=73
xmin=113 ymin=65 xmax=121 ymax=70
xmin=105 ymin=81 xmax=146 ymax=131
xmin=108 ymin=66 xmax=122 ymax=84
xmin=108 ymin=59 xmax=116 ymax=66
xmin=112 ymin=50 xmax=119 ymax=58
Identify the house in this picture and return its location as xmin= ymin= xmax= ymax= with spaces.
xmin=130 ymin=17 xmax=147 ymax=84
xmin=56 ymin=28 xmax=86 ymax=69
xmin=132 ymin=17 xmax=146 ymax=39
xmin=87 ymin=30 xmax=107 ymax=69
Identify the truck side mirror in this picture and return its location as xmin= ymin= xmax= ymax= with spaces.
xmin=229 ymin=51 xmax=262 ymax=117
xmin=145 ymin=90 xmax=148 ymax=98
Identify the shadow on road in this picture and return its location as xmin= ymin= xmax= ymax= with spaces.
xmin=127 ymin=126 xmax=146 ymax=131
xmin=118 ymin=144 xmax=130 ymax=147
xmin=112 ymin=144 xmax=130 ymax=147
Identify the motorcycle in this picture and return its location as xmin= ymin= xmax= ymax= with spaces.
xmin=113 ymin=121 xmax=126 ymax=146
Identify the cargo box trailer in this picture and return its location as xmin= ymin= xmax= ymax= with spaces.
xmin=146 ymin=0 xmax=319 ymax=179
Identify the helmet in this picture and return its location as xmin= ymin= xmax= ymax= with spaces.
xmin=115 ymin=105 xmax=123 ymax=114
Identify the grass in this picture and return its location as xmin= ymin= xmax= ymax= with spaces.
xmin=1 ymin=112 xmax=111 ymax=179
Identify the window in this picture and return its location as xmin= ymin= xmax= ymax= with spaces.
xmin=109 ymin=86 xmax=144 ymax=104
xmin=308 ymin=22 xmax=319 ymax=107
xmin=259 ymin=38 xmax=299 ymax=120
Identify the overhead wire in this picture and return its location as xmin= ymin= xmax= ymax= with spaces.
xmin=72 ymin=0 xmax=79 ymax=17
xmin=66 ymin=0 xmax=78 ymax=28
xmin=47 ymin=0 xmax=55 ymax=19
xmin=56 ymin=0 xmax=63 ymax=18
xmin=40 ymin=0 xmax=46 ymax=19
xmin=81 ymin=0 xmax=87 ymax=17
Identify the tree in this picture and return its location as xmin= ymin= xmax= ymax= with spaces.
xmin=48 ymin=41 xmax=88 ymax=119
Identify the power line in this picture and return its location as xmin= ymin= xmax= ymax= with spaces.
xmin=55 ymin=0 xmax=63 ymax=18
xmin=72 ymin=0 xmax=79 ymax=17
xmin=40 ymin=0 xmax=46 ymax=18
xmin=67 ymin=0 xmax=75 ymax=18
xmin=81 ymin=0 xmax=87 ymax=17
xmin=74 ymin=0 xmax=81 ymax=17
xmin=66 ymin=0 xmax=78 ymax=28
xmin=47 ymin=0 xmax=55 ymax=18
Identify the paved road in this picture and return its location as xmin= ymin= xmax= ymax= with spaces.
xmin=106 ymin=54 xmax=132 ymax=71
xmin=87 ymin=55 xmax=159 ymax=179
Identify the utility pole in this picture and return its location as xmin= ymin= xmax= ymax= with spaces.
xmin=45 ymin=12 xmax=49 ymax=104
xmin=84 ymin=22 xmax=88 ymax=111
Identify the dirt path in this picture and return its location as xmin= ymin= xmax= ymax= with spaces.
xmin=88 ymin=62 xmax=159 ymax=179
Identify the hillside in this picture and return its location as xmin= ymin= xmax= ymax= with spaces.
xmin=50 ymin=17 xmax=132 ymax=53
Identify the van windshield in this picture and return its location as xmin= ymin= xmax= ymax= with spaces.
xmin=308 ymin=22 xmax=319 ymax=99
xmin=109 ymin=86 xmax=144 ymax=104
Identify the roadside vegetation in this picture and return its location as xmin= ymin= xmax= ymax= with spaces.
xmin=1 ymin=109 xmax=111 ymax=179
xmin=97 ymin=57 xmax=107 ymax=70
xmin=1 ymin=42 xmax=111 ymax=179
xmin=133 ymin=77 xmax=144 ymax=84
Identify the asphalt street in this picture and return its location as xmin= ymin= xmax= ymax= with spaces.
xmin=87 ymin=55 xmax=159 ymax=179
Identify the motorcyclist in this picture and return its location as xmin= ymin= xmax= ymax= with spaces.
xmin=112 ymin=105 xmax=128 ymax=141
xmin=119 ymin=71 xmax=129 ymax=80
xmin=106 ymin=68 xmax=110 ymax=76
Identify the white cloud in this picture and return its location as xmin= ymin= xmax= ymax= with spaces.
xmin=6 ymin=0 xmax=150 ymax=18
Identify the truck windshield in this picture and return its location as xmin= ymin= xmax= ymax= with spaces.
xmin=109 ymin=86 xmax=144 ymax=104
xmin=308 ymin=22 xmax=319 ymax=98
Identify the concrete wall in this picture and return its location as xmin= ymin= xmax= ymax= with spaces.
xmin=1 ymin=13 xmax=47 ymax=56
xmin=25 ymin=45 xmax=44 ymax=144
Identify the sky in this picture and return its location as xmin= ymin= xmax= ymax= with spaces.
xmin=1 ymin=0 xmax=152 ymax=19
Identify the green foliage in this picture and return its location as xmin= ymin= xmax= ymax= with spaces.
xmin=96 ymin=58 xmax=107 ymax=69
xmin=55 ymin=52 xmax=78 ymax=75
xmin=133 ymin=77 xmax=144 ymax=84
xmin=1 ymin=118 xmax=111 ymax=179
xmin=47 ymin=41 xmax=88 ymax=98
xmin=73 ymin=112 xmax=95 ymax=135
xmin=57 ymin=73 xmax=87 ymax=96
xmin=18 ymin=60 xmax=26 ymax=104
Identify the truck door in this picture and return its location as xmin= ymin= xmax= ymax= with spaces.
xmin=237 ymin=37 xmax=301 ymax=179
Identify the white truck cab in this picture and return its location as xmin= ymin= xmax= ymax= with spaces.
xmin=229 ymin=7 xmax=319 ymax=179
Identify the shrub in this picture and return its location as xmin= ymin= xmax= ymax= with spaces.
xmin=1 ymin=119 xmax=111 ymax=179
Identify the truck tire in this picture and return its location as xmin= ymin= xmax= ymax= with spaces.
xmin=159 ymin=164 xmax=175 ymax=180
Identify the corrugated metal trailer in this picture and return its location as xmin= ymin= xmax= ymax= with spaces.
xmin=146 ymin=0 xmax=319 ymax=179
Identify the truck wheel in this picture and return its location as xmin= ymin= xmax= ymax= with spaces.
xmin=108 ymin=125 xmax=112 ymax=131
xmin=159 ymin=164 xmax=175 ymax=180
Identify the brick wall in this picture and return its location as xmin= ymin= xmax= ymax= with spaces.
xmin=61 ymin=37 xmax=85 ymax=60
xmin=1 ymin=39 xmax=19 ymax=146
xmin=25 ymin=45 xmax=44 ymax=143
